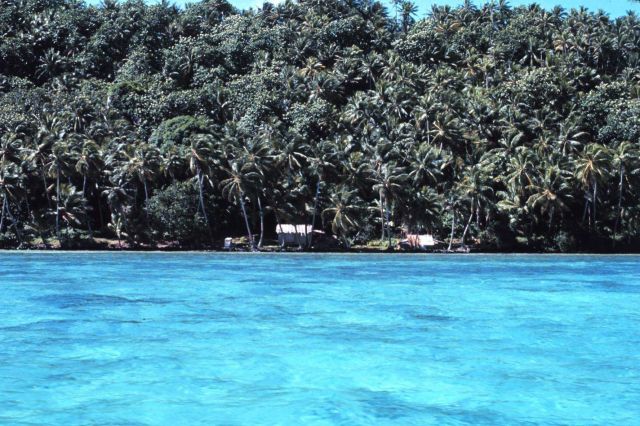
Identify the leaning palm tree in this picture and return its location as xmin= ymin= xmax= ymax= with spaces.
xmin=186 ymin=134 xmax=216 ymax=231
xmin=220 ymin=161 xmax=260 ymax=251
xmin=237 ymin=137 xmax=274 ymax=247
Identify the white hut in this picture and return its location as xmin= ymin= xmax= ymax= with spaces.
xmin=418 ymin=234 xmax=435 ymax=247
xmin=276 ymin=224 xmax=313 ymax=247
xmin=402 ymin=234 xmax=436 ymax=250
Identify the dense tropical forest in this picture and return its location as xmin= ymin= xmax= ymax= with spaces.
xmin=1 ymin=0 xmax=639 ymax=251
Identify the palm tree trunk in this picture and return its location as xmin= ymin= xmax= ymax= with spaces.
xmin=197 ymin=169 xmax=214 ymax=244
xmin=97 ymin=182 xmax=105 ymax=231
xmin=143 ymin=178 xmax=149 ymax=203
xmin=272 ymin=200 xmax=284 ymax=249
xmin=271 ymin=198 xmax=283 ymax=230
xmin=309 ymin=177 xmax=321 ymax=248
xmin=582 ymin=192 xmax=590 ymax=227
xmin=386 ymin=199 xmax=392 ymax=247
xmin=4 ymin=196 xmax=22 ymax=246
xmin=379 ymin=190 xmax=385 ymax=242
xmin=447 ymin=210 xmax=456 ymax=252
xmin=461 ymin=199 xmax=474 ymax=247
xmin=238 ymin=191 xmax=255 ymax=251
xmin=55 ymin=163 xmax=60 ymax=240
xmin=196 ymin=169 xmax=209 ymax=225
xmin=614 ymin=165 xmax=625 ymax=237
xmin=141 ymin=178 xmax=151 ymax=229
xmin=0 ymin=196 xmax=6 ymax=233
xmin=257 ymin=196 xmax=264 ymax=248
xmin=592 ymin=177 xmax=597 ymax=228
xmin=116 ymin=221 xmax=122 ymax=248
xmin=426 ymin=118 xmax=431 ymax=146
xmin=82 ymin=174 xmax=93 ymax=238
xmin=41 ymin=165 xmax=51 ymax=209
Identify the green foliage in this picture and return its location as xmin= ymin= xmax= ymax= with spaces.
xmin=0 ymin=0 xmax=639 ymax=251
xmin=146 ymin=181 xmax=209 ymax=244
xmin=554 ymin=231 xmax=577 ymax=253
xmin=150 ymin=115 xmax=213 ymax=151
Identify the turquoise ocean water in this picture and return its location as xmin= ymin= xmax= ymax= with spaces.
xmin=0 ymin=253 xmax=638 ymax=425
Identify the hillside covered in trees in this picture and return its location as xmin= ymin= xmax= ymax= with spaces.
xmin=1 ymin=0 xmax=640 ymax=251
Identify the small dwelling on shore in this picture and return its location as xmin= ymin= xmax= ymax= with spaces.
xmin=401 ymin=234 xmax=436 ymax=250
xmin=276 ymin=224 xmax=313 ymax=247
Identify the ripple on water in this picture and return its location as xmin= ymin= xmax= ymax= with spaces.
xmin=0 ymin=253 xmax=638 ymax=425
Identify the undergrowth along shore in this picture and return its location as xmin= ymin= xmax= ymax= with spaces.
xmin=4 ymin=235 xmax=639 ymax=254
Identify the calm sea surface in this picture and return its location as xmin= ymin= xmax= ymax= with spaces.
xmin=0 ymin=253 xmax=638 ymax=425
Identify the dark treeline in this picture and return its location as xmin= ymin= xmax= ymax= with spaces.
xmin=1 ymin=0 xmax=640 ymax=251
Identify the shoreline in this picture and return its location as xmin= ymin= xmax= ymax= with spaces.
xmin=3 ymin=245 xmax=640 ymax=255
xmin=4 ymin=237 xmax=639 ymax=255
xmin=3 ymin=250 xmax=640 ymax=256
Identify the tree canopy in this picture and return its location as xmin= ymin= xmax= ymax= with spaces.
xmin=1 ymin=0 xmax=640 ymax=251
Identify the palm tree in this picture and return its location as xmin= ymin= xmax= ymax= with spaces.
xmin=47 ymin=138 xmax=76 ymax=241
xmin=456 ymin=164 xmax=494 ymax=247
xmin=220 ymin=161 xmax=260 ymax=251
xmin=322 ymin=186 xmax=361 ymax=248
xmin=611 ymin=141 xmax=639 ymax=237
xmin=399 ymin=1 xmax=418 ymax=32
xmin=304 ymin=139 xmax=337 ymax=247
xmin=370 ymin=161 xmax=408 ymax=245
xmin=526 ymin=163 xmax=573 ymax=230
xmin=575 ymin=143 xmax=611 ymax=230
xmin=102 ymin=179 xmax=131 ymax=247
xmin=115 ymin=143 xmax=162 ymax=203
xmin=237 ymin=136 xmax=274 ymax=247
xmin=502 ymin=151 xmax=536 ymax=197
xmin=0 ymin=163 xmax=24 ymax=245
xmin=186 ymin=134 xmax=216 ymax=232
xmin=56 ymin=184 xmax=90 ymax=238
xmin=408 ymin=144 xmax=442 ymax=187
xmin=74 ymin=138 xmax=103 ymax=235
xmin=402 ymin=187 xmax=442 ymax=234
